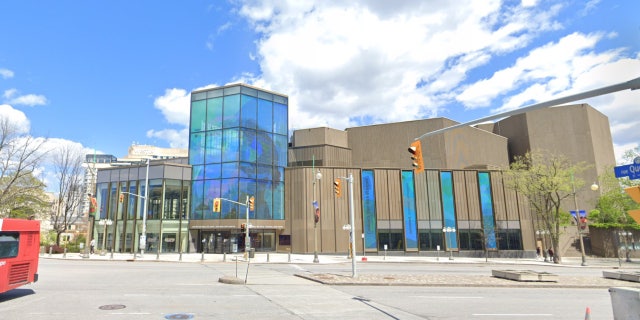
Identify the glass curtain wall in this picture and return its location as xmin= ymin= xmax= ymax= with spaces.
xmin=189 ymin=85 xmax=288 ymax=223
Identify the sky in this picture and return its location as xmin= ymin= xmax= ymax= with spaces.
xmin=1 ymin=0 xmax=639 ymax=188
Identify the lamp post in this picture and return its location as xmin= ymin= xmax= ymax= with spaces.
xmin=443 ymin=227 xmax=456 ymax=260
xmin=313 ymin=169 xmax=322 ymax=263
xmin=98 ymin=219 xmax=113 ymax=255
xmin=536 ymin=229 xmax=549 ymax=261
xmin=618 ymin=231 xmax=632 ymax=262
xmin=140 ymin=158 xmax=150 ymax=258
xmin=571 ymin=175 xmax=598 ymax=266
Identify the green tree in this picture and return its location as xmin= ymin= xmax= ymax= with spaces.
xmin=503 ymin=150 xmax=591 ymax=264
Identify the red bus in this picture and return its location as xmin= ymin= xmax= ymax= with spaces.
xmin=0 ymin=219 xmax=40 ymax=294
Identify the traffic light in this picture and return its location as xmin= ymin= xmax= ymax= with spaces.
xmin=213 ymin=198 xmax=221 ymax=213
xmin=119 ymin=193 xmax=124 ymax=203
xmin=334 ymin=179 xmax=341 ymax=197
xmin=408 ymin=140 xmax=424 ymax=173
xmin=241 ymin=223 xmax=246 ymax=232
xmin=249 ymin=196 xmax=255 ymax=211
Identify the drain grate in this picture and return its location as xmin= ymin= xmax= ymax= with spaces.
xmin=98 ymin=304 xmax=126 ymax=310
xmin=165 ymin=313 xmax=194 ymax=319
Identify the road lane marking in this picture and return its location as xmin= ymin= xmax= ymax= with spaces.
xmin=472 ymin=314 xmax=552 ymax=317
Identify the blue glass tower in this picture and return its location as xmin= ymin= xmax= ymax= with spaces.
xmin=189 ymin=84 xmax=288 ymax=224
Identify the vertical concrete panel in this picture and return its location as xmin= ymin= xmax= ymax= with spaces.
xmin=490 ymin=171 xmax=508 ymax=221
xmin=387 ymin=170 xmax=403 ymax=221
xmin=426 ymin=170 xmax=442 ymax=221
xmin=375 ymin=170 xmax=390 ymax=221
xmin=465 ymin=171 xmax=481 ymax=221
xmin=415 ymin=170 xmax=429 ymax=221
xmin=453 ymin=171 xmax=468 ymax=221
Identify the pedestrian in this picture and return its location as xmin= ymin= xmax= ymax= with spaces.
xmin=90 ymin=239 xmax=95 ymax=254
xmin=547 ymin=248 xmax=554 ymax=261
xmin=536 ymin=247 xmax=541 ymax=259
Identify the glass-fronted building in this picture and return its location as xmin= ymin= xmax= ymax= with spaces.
xmin=93 ymin=160 xmax=191 ymax=254
xmin=188 ymin=84 xmax=288 ymax=253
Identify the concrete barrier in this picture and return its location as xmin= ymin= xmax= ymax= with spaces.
xmin=609 ymin=287 xmax=640 ymax=320
xmin=603 ymin=270 xmax=640 ymax=282
xmin=492 ymin=269 xmax=558 ymax=282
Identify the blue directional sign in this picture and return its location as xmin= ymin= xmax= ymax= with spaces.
xmin=614 ymin=157 xmax=640 ymax=180
xmin=570 ymin=210 xmax=587 ymax=219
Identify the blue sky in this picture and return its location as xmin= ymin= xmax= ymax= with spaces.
xmin=1 ymin=1 xmax=639 ymax=185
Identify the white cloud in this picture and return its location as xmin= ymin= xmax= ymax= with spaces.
xmin=0 ymin=68 xmax=14 ymax=79
xmin=0 ymin=104 xmax=30 ymax=133
xmin=3 ymin=88 xmax=47 ymax=106
xmin=146 ymin=128 xmax=189 ymax=149
xmin=153 ymin=88 xmax=191 ymax=126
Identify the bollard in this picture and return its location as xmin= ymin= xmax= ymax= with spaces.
xmin=49 ymin=247 xmax=52 ymax=257
xmin=223 ymin=252 xmax=226 ymax=262
xmin=63 ymin=248 xmax=67 ymax=259
xmin=201 ymin=251 xmax=205 ymax=262
xmin=267 ymin=253 xmax=270 ymax=262
xmin=179 ymin=251 xmax=183 ymax=262
xmin=110 ymin=249 xmax=114 ymax=260
xmin=288 ymin=252 xmax=291 ymax=262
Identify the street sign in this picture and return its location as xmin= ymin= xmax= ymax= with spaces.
xmin=614 ymin=157 xmax=640 ymax=180
xmin=570 ymin=210 xmax=587 ymax=219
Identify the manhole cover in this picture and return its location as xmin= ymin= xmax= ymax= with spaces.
xmin=165 ymin=313 xmax=194 ymax=319
xmin=98 ymin=304 xmax=126 ymax=310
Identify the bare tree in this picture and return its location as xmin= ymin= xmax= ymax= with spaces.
xmin=0 ymin=117 xmax=49 ymax=218
xmin=50 ymin=143 xmax=85 ymax=245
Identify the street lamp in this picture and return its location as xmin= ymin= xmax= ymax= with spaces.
xmin=313 ymin=169 xmax=322 ymax=263
xmin=98 ymin=219 xmax=113 ymax=255
xmin=536 ymin=229 xmax=550 ymax=261
xmin=443 ymin=227 xmax=456 ymax=260
xmin=618 ymin=231 xmax=632 ymax=263
xmin=572 ymin=174 xmax=598 ymax=266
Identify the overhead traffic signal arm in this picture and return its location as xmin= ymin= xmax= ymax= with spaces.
xmin=408 ymin=140 xmax=425 ymax=173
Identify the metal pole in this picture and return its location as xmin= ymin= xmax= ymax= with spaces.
xmin=572 ymin=174 xmax=587 ymax=266
xmin=245 ymin=195 xmax=250 ymax=256
xmin=141 ymin=158 xmax=150 ymax=258
xmin=348 ymin=173 xmax=357 ymax=277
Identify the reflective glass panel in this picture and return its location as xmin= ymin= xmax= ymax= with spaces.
xmin=222 ymin=128 xmax=239 ymax=162
xmin=221 ymin=162 xmax=238 ymax=179
xmin=239 ymin=179 xmax=257 ymax=219
xmin=256 ymin=180 xmax=272 ymax=219
xmin=192 ymin=165 xmax=204 ymax=180
xmin=239 ymin=162 xmax=256 ymax=179
xmin=205 ymin=130 xmax=222 ymax=164
xmin=206 ymin=97 xmax=223 ymax=130
xmin=256 ymin=132 xmax=273 ymax=165
xmin=223 ymin=94 xmax=240 ymax=128
xmin=190 ymin=100 xmax=206 ymax=132
xmin=189 ymin=132 xmax=205 ymax=165
xmin=257 ymin=164 xmax=272 ymax=181
xmin=220 ymin=178 xmax=239 ymax=219
xmin=241 ymin=94 xmax=257 ymax=129
xmin=273 ymin=181 xmax=284 ymax=220
xmin=273 ymin=102 xmax=288 ymax=135
xmin=257 ymin=98 xmax=272 ymax=132
xmin=274 ymin=134 xmax=288 ymax=167
xmin=190 ymin=180 xmax=204 ymax=220
xmin=204 ymin=163 xmax=221 ymax=179
xmin=203 ymin=179 xmax=220 ymax=219
xmin=240 ymin=129 xmax=257 ymax=162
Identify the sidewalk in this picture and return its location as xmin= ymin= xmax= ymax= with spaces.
xmin=41 ymin=250 xmax=640 ymax=268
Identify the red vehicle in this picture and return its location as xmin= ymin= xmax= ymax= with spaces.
xmin=0 ymin=219 xmax=40 ymax=294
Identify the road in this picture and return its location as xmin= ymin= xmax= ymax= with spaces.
xmin=0 ymin=257 xmax=627 ymax=319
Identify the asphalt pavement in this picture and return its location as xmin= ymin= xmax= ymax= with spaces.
xmin=41 ymin=250 xmax=640 ymax=289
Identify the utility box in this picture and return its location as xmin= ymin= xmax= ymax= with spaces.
xmin=609 ymin=287 xmax=640 ymax=320
xmin=249 ymin=248 xmax=255 ymax=258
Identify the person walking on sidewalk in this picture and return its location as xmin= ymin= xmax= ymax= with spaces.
xmin=90 ymin=239 xmax=96 ymax=254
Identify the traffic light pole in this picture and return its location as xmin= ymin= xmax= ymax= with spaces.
xmin=215 ymin=196 xmax=254 ymax=257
